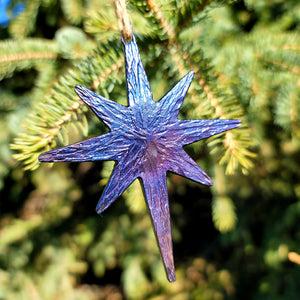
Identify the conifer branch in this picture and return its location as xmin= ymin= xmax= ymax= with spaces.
xmin=11 ymin=43 xmax=125 ymax=170
xmin=0 ymin=39 xmax=58 ymax=80
xmin=193 ymin=74 xmax=255 ymax=175
xmin=259 ymin=57 xmax=300 ymax=75
xmin=146 ymin=0 xmax=176 ymax=40
xmin=282 ymin=45 xmax=300 ymax=51
xmin=159 ymin=39 xmax=256 ymax=175
xmin=9 ymin=0 xmax=41 ymax=38
xmin=61 ymin=0 xmax=84 ymax=25
xmin=176 ymin=0 xmax=212 ymax=29
xmin=84 ymin=4 xmax=154 ymax=42
xmin=91 ymin=57 xmax=124 ymax=90
xmin=0 ymin=51 xmax=58 ymax=63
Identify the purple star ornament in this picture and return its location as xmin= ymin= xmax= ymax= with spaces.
xmin=39 ymin=35 xmax=241 ymax=282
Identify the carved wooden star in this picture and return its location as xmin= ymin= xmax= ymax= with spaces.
xmin=39 ymin=35 xmax=241 ymax=282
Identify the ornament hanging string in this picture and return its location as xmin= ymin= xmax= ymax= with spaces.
xmin=114 ymin=0 xmax=132 ymax=42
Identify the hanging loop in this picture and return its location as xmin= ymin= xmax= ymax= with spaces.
xmin=114 ymin=0 xmax=132 ymax=42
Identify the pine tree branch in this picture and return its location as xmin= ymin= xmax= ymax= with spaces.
xmin=0 ymin=39 xmax=58 ymax=80
xmin=0 ymin=51 xmax=58 ymax=63
xmin=61 ymin=0 xmax=84 ymax=25
xmin=91 ymin=57 xmax=124 ymax=90
xmin=176 ymin=0 xmax=213 ymax=29
xmin=158 ymin=38 xmax=256 ymax=175
xmin=282 ymin=45 xmax=300 ymax=51
xmin=84 ymin=3 xmax=154 ymax=42
xmin=146 ymin=0 xmax=176 ymax=40
xmin=9 ymin=0 xmax=41 ymax=38
xmin=145 ymin=0 xmax=214 ymax=41
xmin=11 ymin=42 xmax=125 ymax=170
xmin=259 ymin=56 xmax=300 ymax=75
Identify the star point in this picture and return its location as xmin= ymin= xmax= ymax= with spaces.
xmin=39 ymin=34 xmax=241 ymax=282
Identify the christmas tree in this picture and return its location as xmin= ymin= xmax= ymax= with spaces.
xmin=0 ymin=0 xmax=299 ymax=298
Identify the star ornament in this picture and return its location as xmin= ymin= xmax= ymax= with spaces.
xmin=39 ymin=35 xmax=241 ymax=282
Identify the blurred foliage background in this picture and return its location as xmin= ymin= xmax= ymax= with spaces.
xmin=0 ymin=0 xmax=299 ymax=299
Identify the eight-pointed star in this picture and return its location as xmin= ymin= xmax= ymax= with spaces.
xmin=39 ymin=35 xmax=241 ymax=282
